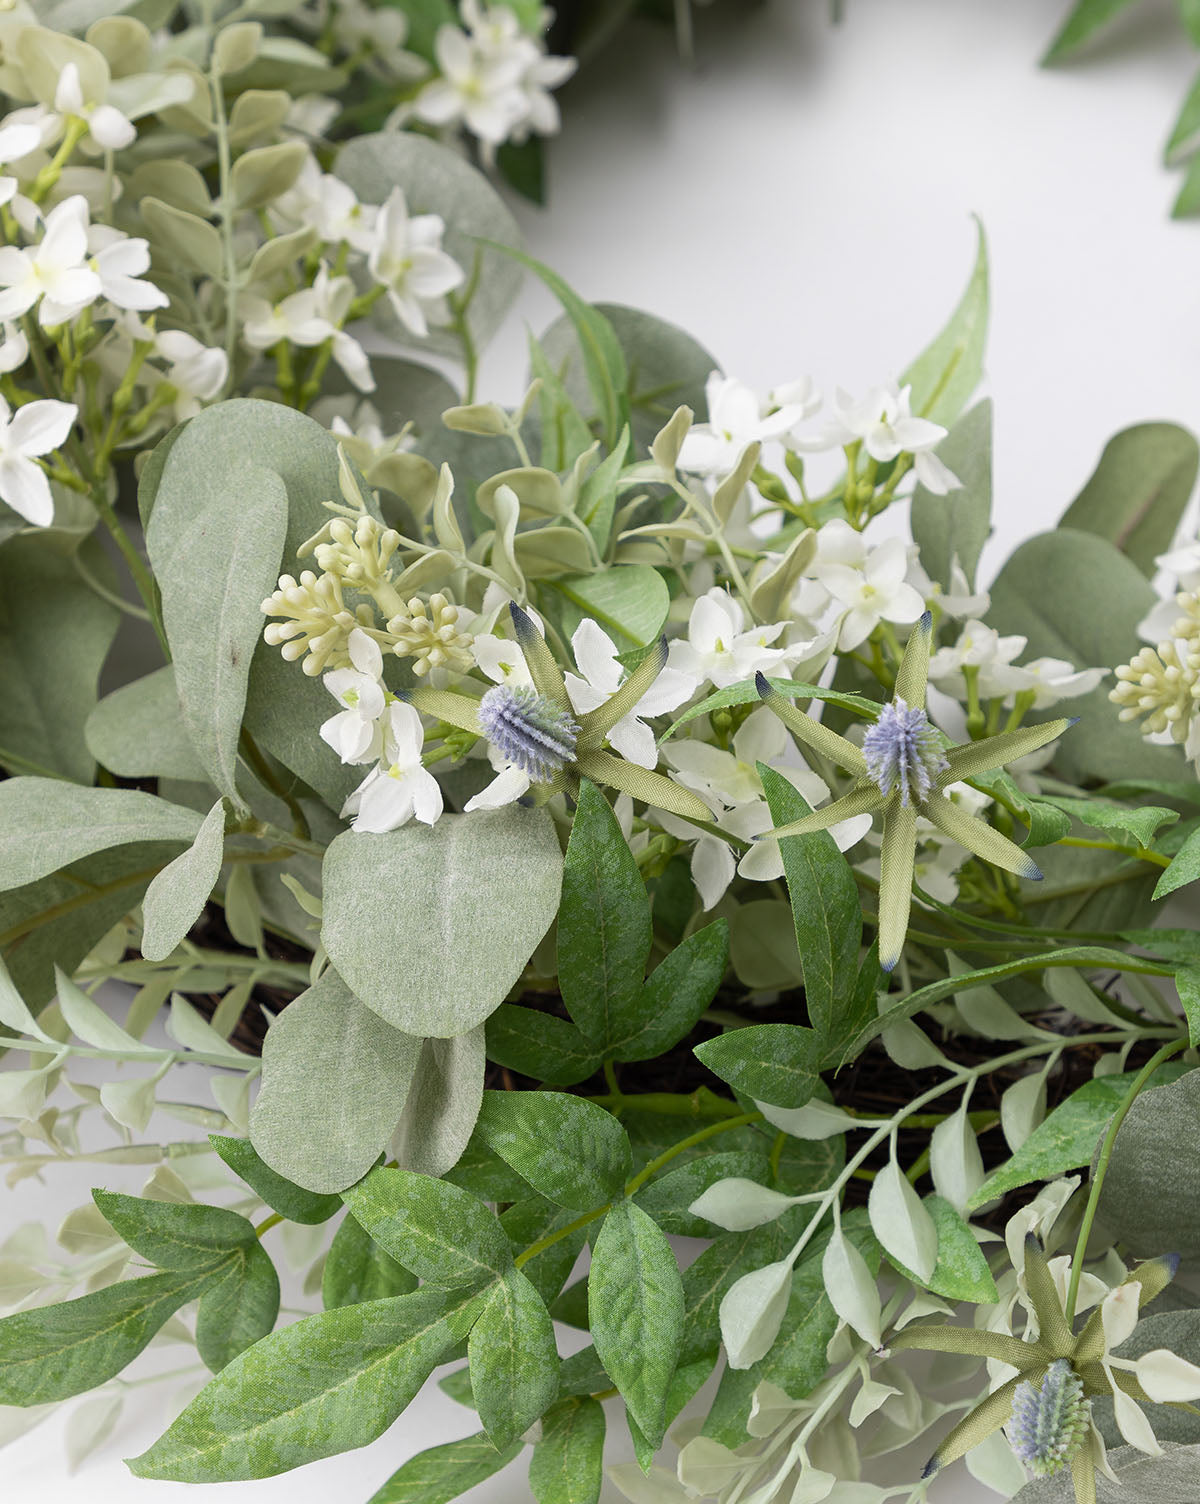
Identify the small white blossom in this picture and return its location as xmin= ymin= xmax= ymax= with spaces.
xmin=366 ymin=187 xmax=463 ymax=337
xmin=55 ymin=61 xmax=135 ymax=150
xmin=155 ymin=330 xmax=227 ymax=419
xmin=667 ymin=588 xmax=806 ymax=690
xmin=341 ymin=702 xmax=443 ymax=833
xmin=999 ymin=656 xmax=1106 ymax=709
xmin=319 ymin=627 xmax=387 ymax=764
xmin=564 ymin=619 xmax=697 ymax=769
xmin=86 ymin=224 xmax=168 ymax=312
xmin=0 ymin=395 xmax=76 ymax=526
xmin=0 ymin=119 xmax=43 ymax=207
xmin=0 ymin=320 xmax=28 ymax=373
xmin=818 ymin=536 xmax=926 ymax=651
xmin=0 ymin=194 xmax=101 ymax=326
xmin=678 ymin=372 xmax=818 ymax=478
xmin=927 ymin=618 xmax=1029 ymax=701
xmin=273 ymin=154 xmax=378 ymax=254
xmin=808 ymin=381 xmax=960 ymax=493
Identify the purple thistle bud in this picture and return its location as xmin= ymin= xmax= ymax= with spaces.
xmin=862 ymin=697 xmax=949 ymax=806
xmin=478 ymin=684 xmax=578 ymax=782
xmin=1008 ymin=1359 xmax=1089 ymax=1478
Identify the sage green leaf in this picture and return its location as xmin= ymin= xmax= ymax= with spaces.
xmin=1098 ymin=1068 xmax=1200 ymax=1256
xmin=0 ymin=534 xmax=119 ymax=782
xmin=250 ymin=967 xmax=423 ymax=1194
xmin=468 ymin=1266 xmax=559 ymax=1448
xmin=988 ymin=528 xmax=1181 ymax=784
xmin=898 ymin=219 xmax=988 ymax=428
xmin=1014 ymin=1443 xmax=1200 ymax=1501
xmin=128 ymin=1287 xmax=462 ymax=1481
xmin=546 ymin=565 xmax=671 ymax=650
xmin=612 ymin=919 xmax=728 ymax=1062
xmin=209 ymin=1136 xmax=341 ymax=1225
xmin=146 ymin=458 xmax=288 ymax=805
xmin=1154 ymin=828 xmax=1200 ymax=900
xmin=93 ymin=1191 xmax=255 ymax=1269
xmin=230 ymin=140 xmax=306 ymax=210
xmin=1041 ymin=0 xmax=1141 ymax=63
xmin=390 ymin=1026 xmax=486 ymax=1179
xmin=637 ymin=1151 xmax=773 ymax=1238
xmin=322 ymin=1211 xmax=416 ymax=1310
xmin=0 ymin=780 xmax=200 ymax=892
xmin=475 ymin=1090 xmax=632 ymax=1209
xmin=344 ymin=1166 xmax=512 ymax=1290
xmin=589 ymin=1201 xmax=684 ymax=1448
xmin=972 ymin=1062 xmax=1193 ymax=1208
xmin=336 ymin=132 xmax=522 ymax=358
xmin=760 ymin=766 xmax=861 ymax=1045
xmin=529 ymin=1396 xmax=606 ymax=1504
xmin=694 ymin=1024 xmax=822 ymax=1110
xmin=195 ymin=1242 xmax=280 ymax=1372
xmin=86 ymin=667 xmax=207 ymax=781
xmin=1178 ymin=968 xmax=1200 ymax=1047
xmin=366 ymin=1431 xmax=520 ymax=1504
xmin=1060 ymin=423 xmax=1199 ymax=576
xmin=322 ymin=806 xmax=562 ymax=1037
xmin=485 ymin=1004 xmax=602 ymax=1086
xmin=0 ymin=1267 xmax=215 ymax=1404
xmin=1040 ymin=795 xmax=1178 ymax=850
xmin=557 ymin=780 xmax=651 ymax=1051
xmin=140 ymin=799 xmax=225 ymax=962
xmin=868 ymin=1158 xmax=938 ymax=1283
xmin=910 ymin=399 xmax=992 ymax=590
xmin=540 ymin=301 xmax=716 ymax=455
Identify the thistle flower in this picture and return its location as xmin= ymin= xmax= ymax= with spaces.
xmin=477 ymin=684 xmax=578 ymax=782
xmin=754 ymin=613 xmax=1074 ymax=969
xmin=1008 ymin=1359 xmax=1089 ymax=1477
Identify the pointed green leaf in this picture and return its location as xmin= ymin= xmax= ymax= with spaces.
xmin=322 ymin=1211 xmax=416 ymax=1310
xmin=529 ymin=1396 xmax=606 ymax=1504
xmin=141 ymin=800 xmax=226 ymax=962
xmin=474 ymin=1091 xmax=631 ymax=1209
xmin=468 ymin=1266 xmax=559 ymax=1449
xmin=93 ymin=1191 xmax=255 ymax=1270
xmin=899 ymin=219 xmax=988 ymax=427
xmin=694 ymin=1023 xmax=821 ymax=1110
xmin=366 ymin=1431 xmax=521 ymax=1504
xmin=195 ymin=1242 xmax=280 ymax=1372
xmin=209 ymin=1136 xmax=341 ymax=1225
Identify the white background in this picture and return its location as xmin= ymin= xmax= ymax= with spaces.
xmin=7 ymin=0 xmax=1200 ymax=1499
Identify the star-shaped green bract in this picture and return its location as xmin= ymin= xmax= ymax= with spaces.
xmin=755 ymin=613 xmax=1075 ymax=970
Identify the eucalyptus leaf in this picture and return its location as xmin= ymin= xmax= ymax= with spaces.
xmin=1098 ymin=1068 xmax=1200 ymax=1256
xmin=140 ymin=800 xmax=225 ymax=962
xmin=86 ymin=666 xmax=208 ymax=782
xmin=910 ymin=399 xmax=992 ymax=590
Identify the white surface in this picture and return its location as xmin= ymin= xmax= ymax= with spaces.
xmin=7 ymin=0 xmax=1200 ymax=1498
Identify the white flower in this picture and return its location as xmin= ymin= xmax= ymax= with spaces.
xmin=564 ymin=619 xmax=697 ymax=769
xmin=0 ymin=194 xmax=102 ymax=326
xmin=812 ymin=381 xmax=960 ymax=493
xmin=272 ymin=154 xmax=378 ymax=254
xmin=667 ymin=588 xmax=805 ymax=690
xmin=312 ymin=265 xmax=374 ymax=393
xmin=340 ymin=702 xmax=443 ymax=833
xmin=414 ymin=22 xmax=529 ymax=144
xmin=319 ymin=628 xmax=387 ymax=764
xmin=819 ymin=537 xmax=926 ymax=651
xmin=155 ymin=330 xmax=227 ymax=419
xmin=509 ymin=49 xmax=577 ymax=139
xmin=906 ymin=552 xmax=990 ymax=619
xmin=86 ymin=224 xmax=168 ymax=312
xmin=0 ymin=395 xmax=76 ymax=526
xmin=927 ymin=618 xmax=1029 ymax=701
xmin=331 ymin=0 xmax=414 ymax=71
xmin=0 ymin=320 xmax=27 ymax=374
xmin=55 ymin=61 xmax=135 ymax=150
xmin=999 ymin=656 xmax=1106 ymax=710
xmin=366 ymin=187 xmax=463 ymax=337
xmin=677 ymin=372 xmax=818 ymax=478
xmin=0 ymin=119 xmax=42 ymax=207
xmin=242 ymin=285 xmax=332 ymax=351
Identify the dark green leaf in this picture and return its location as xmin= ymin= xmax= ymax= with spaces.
xmin=1178 ymin=968 xmax=1200 ymax=1048
xmin=475 ymin=1091 xmax=631 ymax=1209
xmin=497 ymin=135 xmax=544 ymax=203
xmin=343 ymin=1167 xmax=512 ymax=1290
xmin=322 ymin=1211 xmax=417 ymax=1310
xmin=636 ymin=1151 xmax=772 ymax=1238
xmin=694 ymin=1023 xmax=822 ymax=1110
xmin=366 ymin=1431 xmax=521 ymax=1504
xmin=1040 ymin=796 xmax=1178 ymax=849
xmin=93 ymin=1190 xmax=255 ymax=1270
xmin=610 ymin=919 xmax=728 ymax=1062
xmin=890 ymin=1196 xmax=998 ymax=1304
xmin=1155 ymin=828 xmax=1200 ymax=900
xmin=499 ymin=1198 xmax=587 ymax=1309
xmin=195 ymin=1242 xmax=280 ymax=1372
xmin=529 ymin=1396 xmax=606 ymax=1504
xmin=468 ymin=1267 xmax=559 ymax=1448
xmin=485 ymin=1004 xmax=603 ymax=1086
xmin=210 ymin=1136 xmax=341 ymax=1224
xmin=1166 ymin=67 xmax=1200 ymax=163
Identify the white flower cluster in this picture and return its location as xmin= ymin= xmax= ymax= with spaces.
xmin=1111 ymin=538 xmax=1200 ymax=767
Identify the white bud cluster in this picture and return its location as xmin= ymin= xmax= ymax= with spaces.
xmin=313 ymin=515 xmax=402 ymax=587
xmin=1111 ymin=590 xmax=1200 ymax=742
xmin=386 ymin=592 xmax=474 ymax=677
xmin=261 ymin=570 xmax=374 ymax=676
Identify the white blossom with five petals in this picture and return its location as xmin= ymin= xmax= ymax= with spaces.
xmin=564 ymin=619 xmax=697 ymax=769
xmin=340 ymin=702 xmax=443 ymax=833
xmin=0 ymin=395 xmax=76 ymax=525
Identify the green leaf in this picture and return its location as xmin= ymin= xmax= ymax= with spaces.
xmin=0 ymin=1267 xmax=216 ymax=1404
xmin=588 ymin=1201 xmax=683 ymax=1448
xmin=209 ymin=1136 xmax=341 ymax=1225
xmin=910 ymin=399 xmax=992 ymax=590
xmin=0 ymin=534 xmax=119 ymax=782
xmin=898 ymin=219 xmax=988 ymax=428
xmin=195 ymin=1241 xmax=280 ymax=1372
xmin=694 ymin=1023 xmax=822 ymax=1110
xmin=988 ymin=528 xmax=1181 ymax=784
xmin=760 ymin=765 xmax=861 ymax=1046
xmin=1059 ymin=423 xmax=1199 ymax=576
xmin=1166 ymin=67 xmax=1200 ymax=163
xmin=468 ymin=1266 xmax=559 ymax=1448
xmin=140 ymin=799 xmax=226 ymax=962
xmin=609 ymin=919 xmax=728 ymax=1061
xmin=1040 ymin=795 xmax=1179 ymax=849
xmin=484 ymin=1004 xmax=603 ymax=1086
xmin=1181 ymin=0 xmax=1200 ymax=46
xmin=528 ymin=333 xmax=594 ymax=472
xmin=488 ymin=245 xmax=628 ymax=449
xmin=1042 ymin=0 xmax=1139 ymax=61
xmin=1154 ymin=827 xmax=1200 ymax=899
xmin=529 ymin=1396 xmax=606 ymax=1504
xmin=321 ymin=806 xmax=562 ymax=1037
xmin=497 ymin=134 xmax=545 ymax=203
xmin=249 ymin=967 xmax=424 ymax=1194
xmin=390 ymin=1027 xmax=487 ymax=1179
xmin=337 ymin=132 xmax=523 ymax=359
xmin=322 ymin=1211 xmax=416 ymax=1310
xmin=663 ymin=676 xmax=880 ymax=740
xmin=343 ymin=1166 xmax=512 ymax=1290
xmin=366 ymin=1431 xmax=521 ymax=1504
xmin=970 ymin=767 xmax=1073 ymax=847
xmin=93 ymin=1191 xmax=255 ymax=1269
xmin=891 ymin=1195 xmax=998 ymax=1304
xmin=499 ymin=1197 xmax=588 ymax=1309
xmin=971 ymin=1063 xmax=1193 ymax=1207
xmin=636 ymin=1150 xmax=772 ymax=1238
xmin=557 ymin=780 xmax=652 ymax=1051
xmin=145 ymin=459 xmax=288 ymax=805
xmin=85 ymin=667 xmax=207 ymax=782
xmin=1178 ymin=968 xmax=1200 ymax=1047
xmin=1099 ymin=1068 xmax=1200 ymax=1257
xmin=129 ymin=1287 xmax=464 ymax=1482
xmin=0 ymin=780 xmax=200 ymax=893
xmin=546 ymin=565 xmax=670 ymax=650
xmin=475 ymin=1091 xmax=631 ymax=1209
xmin=1013 ymin=1442 xmax=1200 ymax=1500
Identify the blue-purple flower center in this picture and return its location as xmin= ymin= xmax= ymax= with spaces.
xmin=861 ymin=698 xmax=948 ymax=806
xmin=1007 ymin=1359 xmax=1089 ymax=1477
xmin=478 ymin=684 xmax=579 ymax=782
